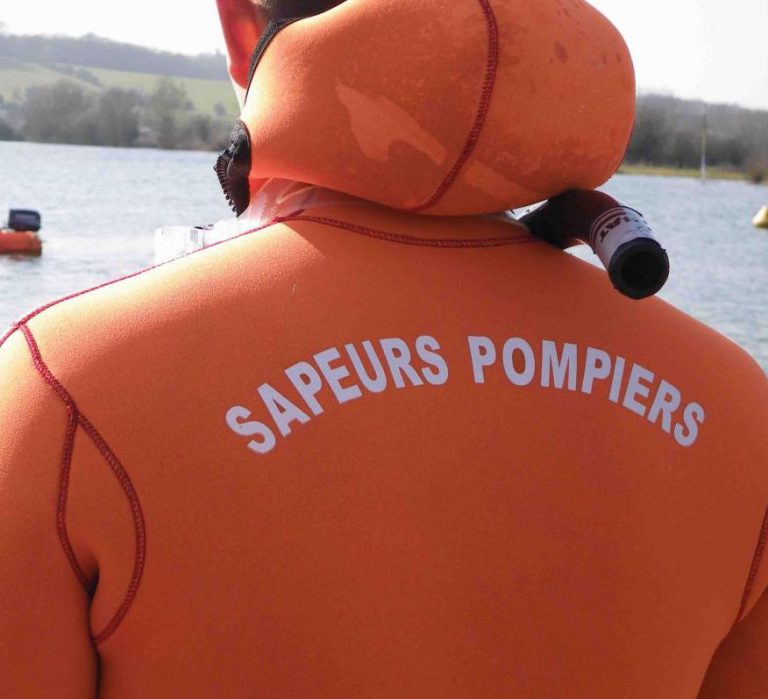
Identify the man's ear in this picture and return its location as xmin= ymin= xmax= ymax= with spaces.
xmin=216 ymin=0 xmax=268 ymax=108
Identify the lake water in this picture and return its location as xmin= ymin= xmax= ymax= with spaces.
xmin=1 ymin=141 xmax=767 ymax=371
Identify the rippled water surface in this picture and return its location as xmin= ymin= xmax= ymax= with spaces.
xmin=1 ymin=141 xmax=767 ymax=370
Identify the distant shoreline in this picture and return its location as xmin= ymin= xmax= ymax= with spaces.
xmin=618 ymin=164 xmax=755 ymax=183
xmin=0 ymin=140 xmax=765 ymax=185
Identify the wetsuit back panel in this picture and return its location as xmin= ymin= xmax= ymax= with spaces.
xmin=3 ymin=205 xmax=766 ymax=697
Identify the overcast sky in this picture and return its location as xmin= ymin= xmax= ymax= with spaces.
xmin=4 ymin=1 xmax=768 ymax=110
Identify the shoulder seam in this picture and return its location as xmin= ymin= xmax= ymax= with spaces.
xmin=18 ymin=323 xmax=147 ymax=645
xmin=4 ymin=208 xmax=529 ymax=339
xmin=10 ymin=218 xmax=282 ymax=331
xmin=81 ymin=414 xmax=147 ymax=646
xmin=19 ymin=324 xmax=92 ymax=593
xmin=289 ymin=214 xmax=537 ymax=248
xmin=734 ymin=506 xmax=768 ymax=627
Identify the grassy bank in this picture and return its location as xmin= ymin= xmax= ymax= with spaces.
xmin=618 ymin=163 xmax=750 ymax=182
xmin=0 ymin=61 xmax=238 ymax=117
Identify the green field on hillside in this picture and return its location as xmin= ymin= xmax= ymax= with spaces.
xmin=0 ymin=60 xmax=238 ymax=117
xmin=0 ymin=61 xmax=68 ymax=100
xmin=86 ymin=66 xmax=238 ymax=116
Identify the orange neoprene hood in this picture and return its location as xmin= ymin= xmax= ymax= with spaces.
xmin=233 ymin=0 xmax=636 ymax=215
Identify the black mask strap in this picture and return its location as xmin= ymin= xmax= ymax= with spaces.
xmin=244 ymin=17 xmax=302 ymax=101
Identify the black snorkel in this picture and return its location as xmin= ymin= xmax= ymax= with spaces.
xmin=521 ymin=190 xmax=670 ymax=300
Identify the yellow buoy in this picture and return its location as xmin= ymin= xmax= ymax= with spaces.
xmin=754 ymin=206 xmax=768 ymax=229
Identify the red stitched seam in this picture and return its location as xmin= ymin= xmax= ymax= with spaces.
xmin=6 ymin=211 xmax=529 ymax=641
xmin=408 ymin=0 xmax=499 ymax=213
xmin=734 ymin=506 xmax=768 ymax=626
xmin=19 ymin=324 xmax=92 ymax=592
xmin=59 ymin=418 xmax=93 ymax=593
xmin=18 ymin=323 xmax=146 ymax=644
xmin=79 ymin=414 xmax=147 ymax=646
xmin=289 ymin=215 xmax=536 ymax=248
xmin=8 ymin=220 xmax=283 ymax=332
xmin=6 ymin=210 xmax=532 ymax=641
xmin=4 ymin=219 xmax=293 ymax=605
xmin=4 ymin=205 xmax=527 ymax=339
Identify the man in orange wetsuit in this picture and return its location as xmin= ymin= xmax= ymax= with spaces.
xmin=1 ymin=1 xmax=767 ymax=697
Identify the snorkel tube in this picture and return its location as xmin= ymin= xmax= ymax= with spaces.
xmin=521 ymin=190 xmax=670 ymax=300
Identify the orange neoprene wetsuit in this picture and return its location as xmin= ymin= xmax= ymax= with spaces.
xmin=1 ymin=201 xmax=768 ymax=697
xmin=2 ymin=0 xmax=768 ymax=696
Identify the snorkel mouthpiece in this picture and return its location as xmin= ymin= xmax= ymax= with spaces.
xmin=521 ymin=190 xmax=670 ymax=301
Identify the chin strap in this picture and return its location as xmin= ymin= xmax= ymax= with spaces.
xmin=244 ymin=17 xmax=302 ymax=101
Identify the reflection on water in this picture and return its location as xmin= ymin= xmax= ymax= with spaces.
xmin=1 ymin=141 xmax=766 ymax=370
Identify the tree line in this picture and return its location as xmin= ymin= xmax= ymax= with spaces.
xmin=0 ymin=79 xmax=231 ymax=151
xmin=625 ymin=94 xmax=768 ymax=181
xmin=2 ymin=84 xmax=767 ymax=180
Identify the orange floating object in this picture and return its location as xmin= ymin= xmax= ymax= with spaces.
xmin=0 ymin=229 xmax=42 ymax=256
